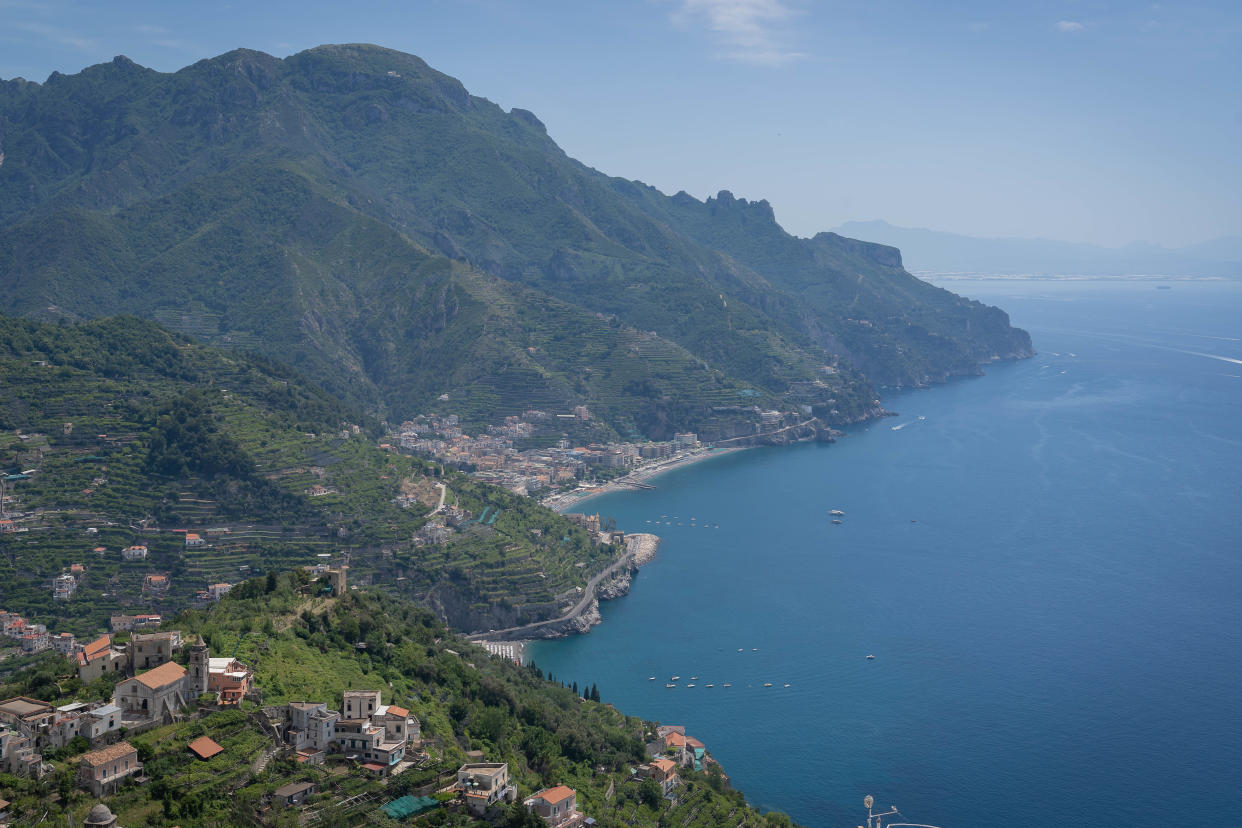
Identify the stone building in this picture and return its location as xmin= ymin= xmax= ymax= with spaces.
xmin=78 ymin=741 xmax=140 ymax=796
xmin=113 ymin=662 xmax=190 ymax=723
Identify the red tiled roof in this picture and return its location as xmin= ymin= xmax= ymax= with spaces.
xmin=187 ymin=736 xmax=224 ymax=759
xmin=664 ymin=732 xmax=686 ymax=747
xmin=685 ymin=736 xmax=705 ymax=749
xmin=81 ymin=741 xmax=136 ymax=767
xmin=362 ymin=762 xmax=386 ymax=771
xmin=536 ymin=785 xmax=575 ymax=805
xmin=386 ymin=705 xmax=409 ymax=718
xmin=132 ymin=661 xmax=186 ymax=689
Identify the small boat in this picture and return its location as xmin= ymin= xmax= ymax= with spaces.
xmin=666 ymin=683 xmax=676 ymax=688
xmin=706 ymin=684 xmax=714 ymax=688
xmin=723 ymin=683 xmax=732 ymax=688
xmin=764 ymin=682 xmax=773 ymax=687
xmin=866 ymin=654 xmax=875 ymax=660
xmin=687 ymin=684 xmax=696 ymax=688
xmin=737 ymin=648 xmax=743 ymax=652
xmin=648 ymin=676 xmax=656 ymax=681
xmin=690 ymin=676 xmax=698 ymax=680
xmin=752 ymin=648 xmax=758 ymax=651
xmin=917 ymin=415 xmax=926 ymax=421
xmin=830 ymin=509 xmax=845 ymax=516
xmin=671 ymin=675 xmax=680 ymax=681
xmin=784 ymin=684 xmax=791 ymax=688
xmin=832 ymin=519 xmax=842 ymax=524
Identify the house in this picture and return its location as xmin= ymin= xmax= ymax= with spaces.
xmin=52 ymin=632 xmax=77 ymax=654
xmin=113 ymin=661 xmax=190 ymax=722
xmin=0 ymin=697 xmax=56 ymax=743
xmin=342 ymin=690 xmax=380 ymax=720
xmin=77 ymin=635 xmax=129 ymax=683
xmin=187 ymin=735 xmax=224 ymax=760
xmin=208 ymin=582 xmax=232 ymax=600
xmin=129 ymin=630 xmax=181 ymax=671
xmin=53 ymin=573 xmax=78 ymax=600
xmin=142 ymin=573 xmax=170 ymax=596
xmin=285 ymin=702 xmax=338 ymax=759
xmin=458 ymin=763 xmax=516 ymax=814
xmin=110 ymin=614 xmax=161 ymax=632
xmin=121 ymin=545 xmax=148 ymax=561
xmin=524 ymin=785 xmax=585 ymax=826
xmin=0 ymin=726 xmax=46 ymax=777
xmin=20 ymin=631 xmax=50 ymax=653
xmin=206 ymin=655 xmax=253 ymax=704
xmin=637 ymin=758 xmax=680 ymax=796
xmin=78 ymin=741 xmax=140 ymax=796
xmin=84 ymin=703 xmax=123 ymax=740
xmin=273 ymin=780 xmax=316 ymax=806
xmin=184 ymin=533 xmax=206 ymax=547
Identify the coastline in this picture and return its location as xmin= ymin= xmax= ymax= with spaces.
xmin=542 ymin=446 xmax=750 ymax=513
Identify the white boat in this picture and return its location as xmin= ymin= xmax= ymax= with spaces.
xmin=706 ymin=684 xmax=714 ymax=688
xmin=666 ymin=683 xmax=676 ymax=688
xmin=866 ymin=654 xmax=875 ymax=660
xmin=671 ymin=676 xmax=680 ymax=681
xmin=690 ymin=676 xmax=698 ymax=680
xmin=830 ymin=510 xmax=845 ymax=516
xmin=648 ymin=676 xmax=655 ymax=680
xmin=764 ymin=682 xmax=773 ymax=687
xmin=737 ymin=648 xmax=743 ymax=652
xmin=687 ymin=684 xmax=696 ymax=688
xmin=784 ymin=684 xmax=791 ymax=688
xmin=723 ymin=683 xmax=732 ymax=687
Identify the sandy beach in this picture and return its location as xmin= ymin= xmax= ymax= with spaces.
xmin=541 ymin=446 xmax=749 ymax=513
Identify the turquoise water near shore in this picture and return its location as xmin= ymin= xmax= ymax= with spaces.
xmin=530 ymin=280 xmax=1242 ymax=828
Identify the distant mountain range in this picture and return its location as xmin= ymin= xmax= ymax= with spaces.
xmin=0 ymin=46 xmax=1030 ymax=440
xmin=832 ymin=221 xmax=1242 ymax=278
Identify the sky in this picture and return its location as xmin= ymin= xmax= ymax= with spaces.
xmin=1 ymin=0 xmax=1239 ymax=248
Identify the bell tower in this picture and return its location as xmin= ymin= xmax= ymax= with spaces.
xmin=188 ymin=635 xmax=210 ymax=695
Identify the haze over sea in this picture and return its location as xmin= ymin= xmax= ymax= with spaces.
xmin=530 ymin=279 xmax=1242 ymax=828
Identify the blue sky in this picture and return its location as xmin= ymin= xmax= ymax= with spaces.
xmin=1 ymin=0 xmax=1239 ymax=248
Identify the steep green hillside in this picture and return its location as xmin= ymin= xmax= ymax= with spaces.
xmin=0 ymin=581 xmax=789 ymax=828
xmin=0 ymin=45 xmax=1030 ymax=438
xmin=0 ymin=314 xmax=607 ymax=634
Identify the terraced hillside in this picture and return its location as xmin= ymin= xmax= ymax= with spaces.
xmin=0 ymin=314 xmax=608 ymax=634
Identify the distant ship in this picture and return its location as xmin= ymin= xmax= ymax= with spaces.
xmin=764 ymin=682 xmax=773 ymax=687
xmin=666 ymin=683 xmax=676 ymax=688
xmin=830 ymin=509 xmax=845 ymax=516
xmin=832 ymin=519 xmax=842 ymax=525
xmin=866 ymin=654 xmax=876 ymax=660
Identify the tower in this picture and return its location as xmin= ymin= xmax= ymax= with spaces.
xmin=188 ymin=635 xmax=210 ymax=695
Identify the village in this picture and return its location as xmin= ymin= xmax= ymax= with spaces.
xmin=0 ymin=559 xmax=725 ymax=828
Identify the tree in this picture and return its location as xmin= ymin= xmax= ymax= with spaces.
xmin=639 ymin=778 xmax=662 ymax=809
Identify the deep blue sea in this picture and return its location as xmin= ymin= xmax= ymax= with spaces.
xmin=530 ymin=279 xmax=1242 ymax=828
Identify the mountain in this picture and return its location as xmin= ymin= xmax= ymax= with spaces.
xmin=833 ymin=221 xmax=1242 ymax=278
xmin=0 ymin=313 xmax=609 ymax=634
xmin=0 ymin=45 xmax=1031 ymax=439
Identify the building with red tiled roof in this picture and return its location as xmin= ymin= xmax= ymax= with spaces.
xmin=187 ymin=735 xmax=224 ymax=760
xmin=524 ymin=785 xmax=584 ymax=826
xmin=78 ymin=741 xmax=140 ymax=795
xmin=113 ymin=661 xmax=189 ymax=722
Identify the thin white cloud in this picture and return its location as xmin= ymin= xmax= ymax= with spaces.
xmin=11 ymin=20 xmax=95 ymax=51
xmin=1056 ymin=20 xmax=1085 ymax=33
xmin=675 ymin=0 xmax=806 ymax=65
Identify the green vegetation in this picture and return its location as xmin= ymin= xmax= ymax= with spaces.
xmin=0 ymin=45 xmax=1030 ymax=441
xmin=0 ymin=314 xmax=605 ymax=634
xmin=0 ymin=578 xmax=795 ymax=827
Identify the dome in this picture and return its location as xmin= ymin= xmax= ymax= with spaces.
xmin=83 ymin=803 xmax=117 ymax=826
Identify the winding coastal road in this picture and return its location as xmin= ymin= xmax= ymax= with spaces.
xmin=465 ymin=545 xmax=638 ymax=642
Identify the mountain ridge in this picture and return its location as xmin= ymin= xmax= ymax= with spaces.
xmin=0 ymin=44 xmax=1032 ymax=437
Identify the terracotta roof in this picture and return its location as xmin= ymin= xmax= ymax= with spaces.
xmin=652 ymin=758 xmax=676 ymax=773
xmin=386 ymin=705 xmax=409 ymax=718
xmin=187 ymin=735 xmax=224 ymax=759
xmin=684 ymin=736 xmax=705 ymax=749
xmin=664 ymin=732 xmax=686 ymax=747
xmin=133 ymin=661 xmax=187 ymax=689
xmin=81 ymin=741 xmax=136 ymax=767
xmin=362 ymin=762 xmax=386 ymax=771
xmin=82 ymin=634 xmax=111 ymax=659
xmin=274 ymin=781 xmax=315 ymax=797
xmin=535 ymin=785 xmax=575 ymax=805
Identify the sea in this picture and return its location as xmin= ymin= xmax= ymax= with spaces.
xmin=528 ymin=279 xmax=1242 ymax=828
